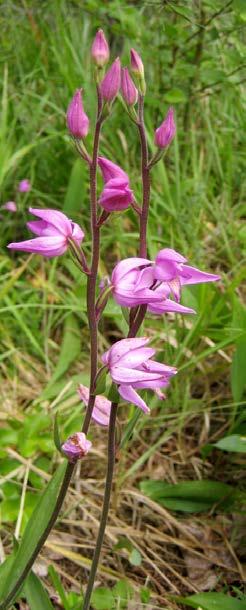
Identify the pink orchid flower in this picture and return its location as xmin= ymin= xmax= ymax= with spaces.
xmin=2 ymin=201 xmax=17 ymax=212
xmin=8 ymin=208 xmax=84 ymax=258
xmin=102 ymin=337 xmax=177 ymax=413
xmin=62 ymin=432 xmax=92 ymax=462
xmin=111 ymin=257 xmax=195 ymax=313
xmin=78 ymin=384 xmax=110 ymax=426
xmin=98 ymin=156 xmax=134 ymax=212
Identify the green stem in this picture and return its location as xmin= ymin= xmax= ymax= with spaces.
xmin=82 ymin=403 xmax=118 ymax=610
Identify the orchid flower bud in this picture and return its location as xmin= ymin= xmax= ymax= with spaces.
xmin=2 ymin=201 xmax=17 ymax=212
xmin=130 ymin=49 xmax=146 ymax=95
xmin=18 ymin=179 xmax=31 ymax=193
xmin=91 ymin=29 xmax=110 ymax=67
xmin=154 ymin=107 xmax=176 ymax=149
xmin=61 ymin=432 xmax=92 ymax=462
xmin=130 ymin=49 xmax=144 ymax=77
xmin=66 ymin=89 xmax=89 ymax=139
xmin=100 ymin=57 xmax=121 ymax=102
xmin=121 ymin=68 xmax=138 ymax=106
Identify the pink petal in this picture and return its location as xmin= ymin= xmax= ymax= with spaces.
xmin=118 ymin=347 xmax=156 ymax=367
xmin=148 ymin=299 xmax=195 ymax=315
xmin=118 ymin=384 xmax=149 ymax=413
xmin=7 ymin=235 xmax=67 ymax=257
xmin=180 ymin=264 xmax=220 ymax=285
xmin=110 ymin=365 xmax=163 ymax=385
xmin=98 ymin=157 xmax=128 ymax=182
xmin=112 ymin=257 xmax=151 ymax=284
xmin=71 ymin=222 xmax=85 ymax=246
xmin=156 ymin=248 xmax=187 ymax=264
xmin=101 ymin=337 xmax=149 ymax=366
xmin=29 ymin=208 xmax=72 ymax=237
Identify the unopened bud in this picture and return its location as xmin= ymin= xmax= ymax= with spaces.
xmin=100 ymin=58 xmax=121 ymax=102
xmin=91 ymin=29 xmax=110 ymax=68
xmin=154 ymin=107 xmax=176 ymax=149
xmin=121 ymin=67 xmax=138 ymax=106
xmin=130 ymin=49 xmax=146 ymax=96
xmin=66 ymin=89 xmax=89 ymax=139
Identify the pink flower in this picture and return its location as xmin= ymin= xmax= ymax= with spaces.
xmin=154 ymin=108 xmax=176 ymax=149
xmin=8 ymin=208 xmax=84 ymax=258
xmin=153 ymin=248 xmax=220 ymax=301
xmin=2 ymin=201 xmax=17 ymax=212
xmin=102 ymin=337 xmax=177 ymax=413
xmin=91 ymin=29 xmax=110 ymax=67
xmin=100 ymin=57 xmax=121 ymax=102
xmin=67 ymin=89 xmax=89 ymax=139
xmin=98 ymin=156 xmax=134 ymax=212
xmin=62 ymin=432 xmax=92 ymax=462
xmin=130 ymin=49 xmax=144 ymax=77
xmin=18 ymin=179 xmax=31 ymax=193
xmin=121 ymin=68 xmax=138 ymax=106
xmin=111 ymin=257 xmax=195 ymax=314
xmin=78 ymin=384 xmax=110 ymax=426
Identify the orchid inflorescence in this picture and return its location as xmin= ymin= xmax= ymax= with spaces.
xmin=6 ymin=28 xmax=220 ymax=610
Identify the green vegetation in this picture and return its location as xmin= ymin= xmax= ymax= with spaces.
xmin=0 ymin=1 xmax=245 ymax=608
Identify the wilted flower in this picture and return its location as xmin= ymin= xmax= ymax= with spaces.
xmin=62 ymin=432 xmax=92 ymax=462
xmin=121 ymin=68 xmax=138 ymax=106
xmin=154 ymin=108 xmax=176 ymax=149
xmin=102 ymin=337 xmax=177 ymax=413
xmin=98 ymin=156 xmax=134 ymax=212
xmin=2 ymin=201 xmax=17 ymax=212
xmin=67 ymin=89 xmax=89 ymax=139
xmin=91 ymin=29 xmax=110 ymax=67
xmin=100 ymin=58 xmax=121 ymax=102
xmin=18 ymin=179 xmax=31 ymax=193
xmin=78 ymin=384 xmax=110 ymax=426
xmin=8 ymin=208 xmax=84 ymax=258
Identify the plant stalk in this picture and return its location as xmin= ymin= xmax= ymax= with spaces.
xmin=82 ymin=402 xmax=118 ymax=610
xmin=138 ymin=94 xmax=150 ymax=258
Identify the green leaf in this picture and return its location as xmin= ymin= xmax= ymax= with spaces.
xmin=54 ymin=413 xmax=62 ymax=452
xmin=231 ymin=340 xmax=246 ymax=402
xmin=91 ymin=587 xmax=115 ymax=610
xmin=23 ymin=571 xmax=55 ymax=610
xmin=129 ymin=548 xmax=142 ymax=566
xmin=45 ymin=314 xmax=81 ymax=389
xmin=113 ymin=580 xmax=134 ymax=608
xmin=48 ymin=565 xmax=70 ymax=610
xmin=0 ymin=461 xmax=67 ymax=606
xmin=215 ymin=435 xmax=246 ymax=453
xmin=63 ymin=158 xmax=88 ymax=214
xmin=140 ymin=480 xmax=240 ymax=512
xmin=174 ymin=591 xmax=246 ymax=610
xmin=164 ymin=88 xmax=187 ymax=103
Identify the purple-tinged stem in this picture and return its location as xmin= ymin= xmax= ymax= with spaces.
xmin=83 ymin=87 xmax=103 ymax=432
xmin=138 ymin=94 xmax=150 ymax=258
xmin=82 ymin=402 xmax=118 ymax=610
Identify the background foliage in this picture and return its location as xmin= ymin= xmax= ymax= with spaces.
xmin=0 ymin=1 xmax=245 ymax=608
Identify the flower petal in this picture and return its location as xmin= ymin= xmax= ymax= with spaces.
xmin=180 ymin=264 xmax=220 ymax=285
xmin=8 ymin=235 xmax=67 ymax=257
xmin=101 ymin=337 xmax=150 ymax=367
xmin=111 ymin=257 xmax=151 ymax=285
xmin=118 ymin=384 xmax=150 ymax=413
xmin=29 ymin=208 xmax=72 ymax=237
xmin=148 ymin=299 xmax=196 ymax=315
xmin=111 ymin=365 xmax=163 ymax=385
